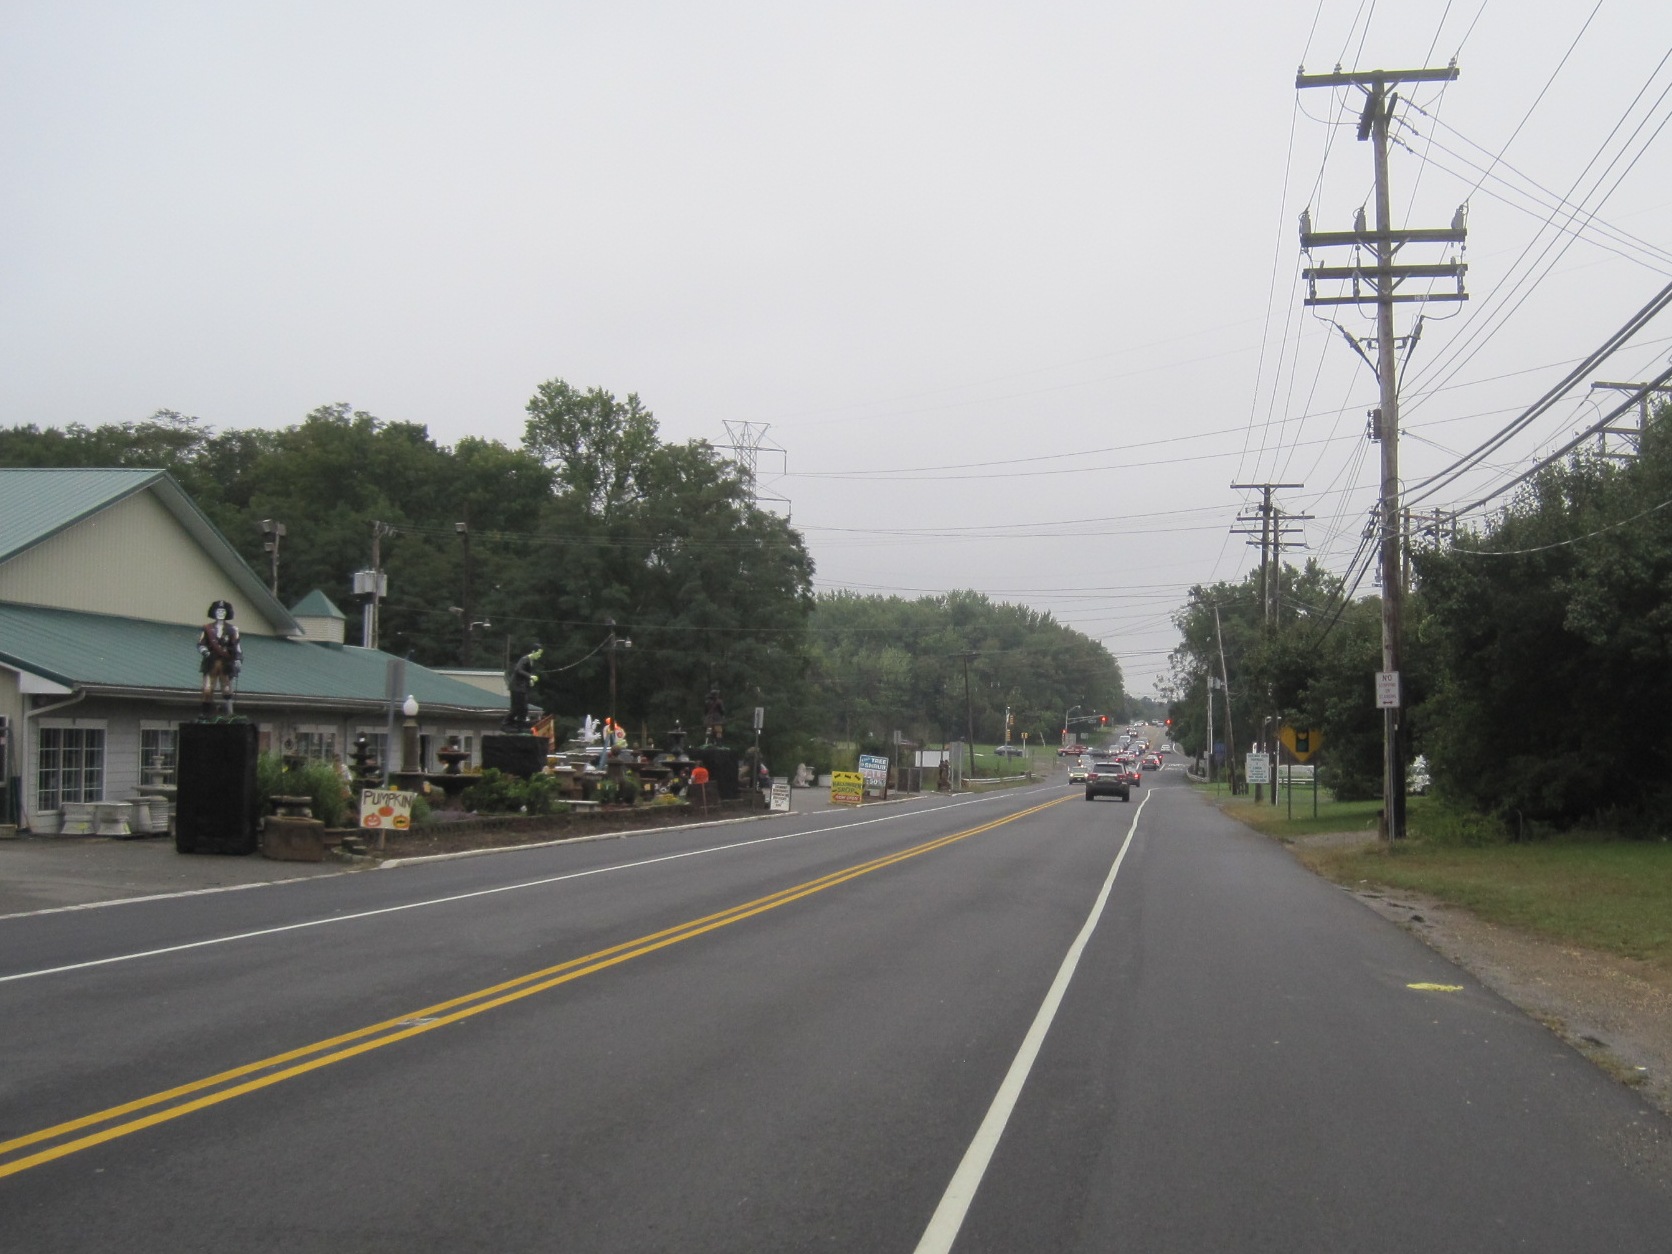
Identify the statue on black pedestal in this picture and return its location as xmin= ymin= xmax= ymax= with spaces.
xmin=198 ymin=600 xmax=242 ymax=719
xmin=505 ymin=644 xmax=543 ymax=731
xmin=702 ymin=685 xmax=726 ymax=745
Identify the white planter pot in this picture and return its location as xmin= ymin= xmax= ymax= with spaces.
xmin=29 ymin=809 xmax=62 ymax=835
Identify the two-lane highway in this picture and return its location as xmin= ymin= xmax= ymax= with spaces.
xmin=3 ymin=773 xmax=1669 ymax=1250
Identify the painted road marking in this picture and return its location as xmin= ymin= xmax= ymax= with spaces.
xmin=0 ymin=790 xmax=1035 ymax=984
xmin=1407 ymin=982 xmax=1464 ymax=992
xmin=914 ymin=788 xmax=1154 ymax=1254
xmin=0 ymin=794 xmax=1072 ymax=1180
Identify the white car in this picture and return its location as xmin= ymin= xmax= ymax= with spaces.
xmin=1068 ymin=757 xmax=1091 ymax=783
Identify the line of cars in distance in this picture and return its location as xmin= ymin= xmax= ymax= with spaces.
xmin=1070 ymin=734 xmax=1165 ymax=802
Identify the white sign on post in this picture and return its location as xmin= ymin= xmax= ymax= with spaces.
xmin=1245 ymin=753 xmax=1271 ymax=785
xmin=1376 ymin=670 xmax=1401 ymax=709
xmin=753 ymin=706 xmax=765 ymax=731
xmin=360 ymin=788 xmax=414 ymax=831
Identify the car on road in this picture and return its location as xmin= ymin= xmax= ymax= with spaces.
xmin=1068 ymin=757 xmax=1091 ymax=783
xmin=1141 ymin=754 xmax=1161 ymax=771
xmin=1084 ymin=761 xmax=1130 ymax=802
xmin=1058 ymin=742 xmax=1089 ymax=757
xmin=1124 ymin=762 xmax=1143 ymax=786
xmin=993 ymin=744 xmax=1023 ymax=757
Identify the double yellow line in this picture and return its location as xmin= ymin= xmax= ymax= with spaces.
xmin=0 ymin=793 xmax=1070 ymax=1180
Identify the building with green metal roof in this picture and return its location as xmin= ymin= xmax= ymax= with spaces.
xmin=0 ymin=469 xmax=507 ymax=832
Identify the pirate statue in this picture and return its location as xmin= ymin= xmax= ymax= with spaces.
xmin=198 ymin=600 xmax=243 ymax=718
xmin=505 ymin=644 xmax=543 ymax=731
xmin=702 ymin=685 xmax=726 ymax=745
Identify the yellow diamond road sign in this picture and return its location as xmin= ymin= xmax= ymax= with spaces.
xmin=1278 ymin=726 xmax=1322 ymax=763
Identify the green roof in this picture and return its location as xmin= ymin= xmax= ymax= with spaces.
xmin=0 ymin=467 xmax=300 ymax=636
xmin=0 ymin=468 xmax=161 ymax=563
xmin=290 ymin=588 xmax=347 ymax=619
xmin=0 ymin=603 xmax=504 ymax=716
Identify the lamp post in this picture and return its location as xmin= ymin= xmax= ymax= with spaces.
xmin=401 ymin=695 xmax=420 ymax=777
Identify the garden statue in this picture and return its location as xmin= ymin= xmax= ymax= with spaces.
xmin=702 ymin=685 xmax=726 ymax=744
xmin=198 ymin=599 xmax=242 ymax=718
xmin=505 ymin=645 xmax=543 ymax=730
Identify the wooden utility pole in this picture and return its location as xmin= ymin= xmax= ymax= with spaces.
xmin=1231 ymin=482 xmax=1308 ymax=802
xmin=456 ymin=516 xmax=473 ymax=665
xmin=1213 ymin=604 xmax=1239 ymax=795
xmin=1298 ymin=63 xmax=1466 ymax=840
xmin=958 ymin=651 xmax=977 ymax=776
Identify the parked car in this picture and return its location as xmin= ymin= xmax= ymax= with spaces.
xmin=1084 ymin=761 xmax=1131 ymax=802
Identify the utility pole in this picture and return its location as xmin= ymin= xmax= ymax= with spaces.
xmin=958 ymin=651 xmax=977 ymax=776
xmin=1213 ymin=604 xmax=1239 ymax=795
xmin=455 ymin=517 xmax=473 ymax=666
xmin=1231 ymin=483 xmax=1308 ymax=803
xmin=259 ymin=519 xmax=286 ymax=597
xmin=1298 ymin=62 xmax=1466 ymax=839
xmin=605 ymin=618 xmax=632 ymax=724
xmin=1204 ymin=672 xmax=1216 ymax=784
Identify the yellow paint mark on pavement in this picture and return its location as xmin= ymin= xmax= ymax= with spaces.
xmin=1407 ymin=982 xmax=1464 ymax=992
xmin=0 ymin=793 xmax=1073 ymax=1180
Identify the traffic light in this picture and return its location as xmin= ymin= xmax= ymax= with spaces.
xmin=1100 ymin=715 xmax=1108 ymax=725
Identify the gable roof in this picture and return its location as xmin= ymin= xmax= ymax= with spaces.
xmin=0 ymin=467 xmax=300 ymax=636
xmin=0 ymin=603 xmax=505 ymax=717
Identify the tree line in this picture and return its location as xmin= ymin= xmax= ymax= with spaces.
xmin=2 ymin=386 xmax=1123 ymax=769
xmin=1165 ymin=400 xmax=1672 ymax=832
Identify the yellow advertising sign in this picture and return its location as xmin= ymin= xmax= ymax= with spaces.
xmin=830 ymin=771 xmax=864 ymax=805
xmin=1278 ymin=726 xmax=1323 ymax=763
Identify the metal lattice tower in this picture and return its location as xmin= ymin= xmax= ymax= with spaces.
xmin=722 ymin=420 xmax=770 ymax=500
xmin=719 ymin=421 xmax=791 ymax=516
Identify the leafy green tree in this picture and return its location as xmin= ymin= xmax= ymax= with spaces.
xmin=522 ymin=380 xmax=659 ymax=519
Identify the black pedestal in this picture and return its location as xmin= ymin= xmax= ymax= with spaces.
xmin=691 ymin=747 xmax=740 ymax=800
xmin=482 ymin=734 xmax=548 ymax=779
xmin=176 ymin=722 xmax=260 ymax=855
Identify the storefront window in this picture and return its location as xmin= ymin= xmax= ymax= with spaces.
xmin=37 ymin=726 xmax=105 ymax=810
xmin=140 ymin=727 xmax=177 ymax=788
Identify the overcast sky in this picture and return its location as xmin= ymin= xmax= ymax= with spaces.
xmin=5 ymin=1 xmax=1671 ymax=698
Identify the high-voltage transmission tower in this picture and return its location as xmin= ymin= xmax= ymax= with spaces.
xmin=1297 ymin=62 xmax=1468 ymax=841
xmin=720 ymin=420 xmax=791 ymax=515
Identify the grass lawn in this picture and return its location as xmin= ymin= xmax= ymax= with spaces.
xmin=1206 ymin=784 xmax=1672 ymax=974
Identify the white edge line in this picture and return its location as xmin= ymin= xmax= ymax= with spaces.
xmin=0 ymin=786 xmax=1000 ymax=921
xmin=913 ymin=788 xmax=1153 ymax=1254
xmin=0 ymin=789 xmax=1038 ymax=984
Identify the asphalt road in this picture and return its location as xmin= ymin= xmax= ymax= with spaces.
xmin=2 ymin=770 xmax=1669 ymax=1251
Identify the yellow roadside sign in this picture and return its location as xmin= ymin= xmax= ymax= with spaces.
xmin=1278 ymin=726 xmax=1322 ymax=763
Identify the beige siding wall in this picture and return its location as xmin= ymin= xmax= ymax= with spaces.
xmin=0 ymin=491 xmax=279 ymax=635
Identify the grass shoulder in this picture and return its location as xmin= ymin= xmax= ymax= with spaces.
xmin=1210 ymin=788 xmax=1672 ymax=975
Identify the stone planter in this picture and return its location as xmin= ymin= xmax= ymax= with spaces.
xmin=29 ymin=810 xmax=62 ymax=835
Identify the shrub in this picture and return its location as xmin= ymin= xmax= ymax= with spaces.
xmin=458 ymin=768 xmax=567 ymax=816
xmin=256 ymin=754 xmax=353 ymax=828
